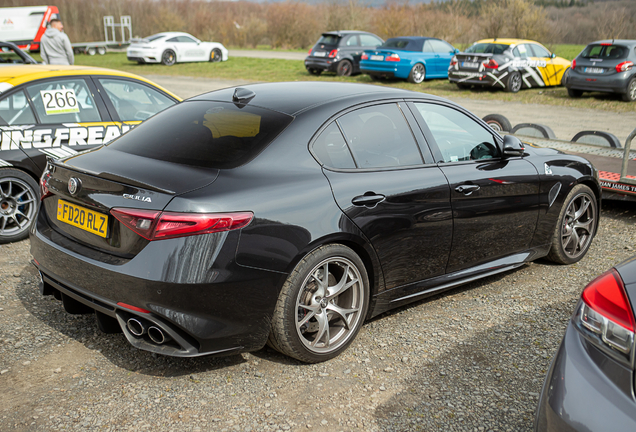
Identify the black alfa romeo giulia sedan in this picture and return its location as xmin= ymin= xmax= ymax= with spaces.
xmin=31 ymin=82 xmax=601 ymax=363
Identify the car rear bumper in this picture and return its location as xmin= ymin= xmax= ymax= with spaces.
xmin=30 ymin=209 xmax=284 ymax=357
xmin=448 ymin=70 xmax=503 ymax=88
xmin=535 ymin=322 xmax=636 ymax=431
xmin=360 ymin=61 xmax=403 ymax=79
xmin=566 ymin=70 xmax=634 ymax=94
xmin=304 ymin=57 xmax=338 ymax=72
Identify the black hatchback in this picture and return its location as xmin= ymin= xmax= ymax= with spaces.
xmin=31 ymin=82 xmax=600 ymax=363
xmin=565 ymin=39 xmax=636 ymax=102
xmin=304 ymin=31 xmax=383 ymax=76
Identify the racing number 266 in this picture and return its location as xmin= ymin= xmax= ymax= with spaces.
xmin=42 ymin=90 xmax=77 ymax=109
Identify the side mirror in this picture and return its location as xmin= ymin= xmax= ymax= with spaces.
xmin=503 ymin=135 xmax=524 ymax=157
xmin=454 ymin=48 xmax=460 ymax=54
xmin=550 ymin=53 xmax=556 ymax=59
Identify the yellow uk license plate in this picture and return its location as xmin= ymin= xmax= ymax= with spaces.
xmin=57 ymin=199 xmax=109 ymax=238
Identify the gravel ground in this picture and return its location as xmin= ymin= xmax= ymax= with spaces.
xmin=1 ymin=200 xmax=635 ymax=432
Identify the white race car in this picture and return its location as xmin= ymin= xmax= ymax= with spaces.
xmin=127 ymin=32 xmax=228 ymax=66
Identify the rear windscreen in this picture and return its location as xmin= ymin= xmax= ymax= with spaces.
xmin=465 ymin=43 xmax=509 ymax=55
xmin=580 ymin=44 xmax=628 ymax=60
xmin=318 ymin=35 xmax=340 ymax=45
xmin=107 ymin=101 xmax=293 ymax=169
xmin=381 ymin=38 xmax=422 ymax=52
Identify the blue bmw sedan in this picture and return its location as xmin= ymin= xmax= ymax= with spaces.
xmin=360 ymin=36 xmax=458 ymax=83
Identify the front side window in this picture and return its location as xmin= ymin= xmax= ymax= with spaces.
xmin=429 ymin=39 xmax=454 ymax=53
xmin=312 ymin=122 xmax=355 ymax=169
xmin=107 ymin=101 xmax=293 ymax=169
xmin=0 ymin=90 xmax=36 ymax=125
xmin=25 ymin=78 xmax=101 ymax=124
xmin=359 ymin=35 xmax=382 ymax=47
xmin=98 ymin=78 xmax=175 ymax=121
xmin=337 ymin=104 xmax=423 ymax=169
xmin=413 ymin=103 xmax=499 ymax=163
xmin=529 ymin=44 xmax=551 ymax=58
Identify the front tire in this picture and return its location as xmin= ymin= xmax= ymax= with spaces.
xmin=336 ymin=60 xmax=353 ymax=77
xmin=268 ymin=244 xmax=370 ymax=363
xmin=621 ymin=78 xmax=636 ymax=102
xmin=210 ymin=48 xmax=222 ymax=62
xmin=161 ymin=49 xmax=176 ymax=66
xmin=546 ymin=184 xmax=597 ymax=264
xmin=407 ymin=63 xmax=426 ymax=84
xmin=0 ymin=168 xmax=39 ymax=244
xmin=506 ymin=71 xmax=522 ymax=93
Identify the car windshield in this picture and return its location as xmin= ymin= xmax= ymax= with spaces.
xmin=465 ymin=43 xmax=509 ymax=55
xmin=580 ymin=44 xmax=628 ymax=60
xmin=107 ymin=101 xmax=294 ymax=169
xmin=380 ymin=38 xmax=422 ymax=52
xmin=317 ymin=35 xmax=340 ymax=45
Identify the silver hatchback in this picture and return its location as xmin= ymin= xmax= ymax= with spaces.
xmin=565 ymin=40 xmax=636 ymax=101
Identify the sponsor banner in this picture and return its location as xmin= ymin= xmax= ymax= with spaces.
xmin=511 ymin=59 xmax=547 ymax=68
xmin=0 ymin=124 xmax=135 ymax=152
xmin=600 ymin=180 xmax=636 ymax=195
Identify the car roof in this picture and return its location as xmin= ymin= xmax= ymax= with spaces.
xmin=322 ymin=31 xmax=375 ymax=36
xmin=474 ymin=38 xmax=539 ymax=46
xmin=386 ymin=36 xmax=436 ymax=41
xmin=190 ymin=81 xmax=444 ymax=116
xmin=147 ymin=32 xmax=195 ymax=39
xmin=0 ymin=65 xmax=180 ymax=99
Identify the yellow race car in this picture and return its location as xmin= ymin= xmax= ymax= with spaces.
xmin=448 ymin=38 xmax=571 ymax=92
xmin=0 ymin=64 xmax=180 ymax=242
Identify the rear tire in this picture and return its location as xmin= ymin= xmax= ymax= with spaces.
xmin=407 ymin=63 xmax=426 ymax=84
xmin=337 ymin=60 xmax=353 ymax=77
xmin=0 ymin=168 xmax=39 ymax=244
xmin=621 ymin=78 xmax=636 ymax=102
xmin=546 ymin=184 xmax=597 ymax=265
xmin=567 ymin=88 xmax=583 ymax=98
xmin=482 ymin=114 xmax=512 ymax=132
xmin=161 ymin=49 xmax=176 ymax=66
xmin=505 ymin=71 xmax=522 ymax=93
xmin=268 ymin=244 xmax=369 ymax=363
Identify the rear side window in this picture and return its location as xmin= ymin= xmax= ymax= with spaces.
xmin=345 ymin=35 xmax=360 ymax=46
xmin=25 ymin=78 xmax=101 ymax=124
xmin=98 ymin=78 xmax=175 ymax=121
xmin=107 ymin=101 xmax=293 ymax=169
xmin=312 ymin=122 xmax=355 ymax=169
xmin=338 ymin=104 xmax=423 ymax=169
xmin=429 ymin=39 xmax=455 ymax=53
xmin=581 ymin=44 xmax=628 ymax=60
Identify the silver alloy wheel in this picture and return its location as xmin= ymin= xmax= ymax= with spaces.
xmin=0 ymin=177 xmax=37 ymax=238
xmin=487 ymin=122 xmax=502 ymax=132
xmin=560 ymin=191 xmax=596 ymax=260
xmin=295 ymin=257 xmax=364 ymax=354
xmin=411 ymin=64 xmax=425 ymax=83
xmin=509 ymin=73 xmax=522 ymax=92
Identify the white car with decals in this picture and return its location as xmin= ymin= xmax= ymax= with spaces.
xmin=126 ymin=32 xmax=229 ymax=66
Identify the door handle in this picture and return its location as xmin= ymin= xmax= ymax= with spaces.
xmin=352 ymin=193 xmax=386 ymax=208
xmin=455 ymin=184 xmax=480 ymax=195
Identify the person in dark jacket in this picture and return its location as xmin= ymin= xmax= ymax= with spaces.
xmin=40 ymin=19 xmax=74 ymax=65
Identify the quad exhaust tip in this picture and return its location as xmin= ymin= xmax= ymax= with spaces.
xmin=126 ymin=318 xmax=146 ymax=337
xmin=148 ymin=326 xmax=171 ymax=345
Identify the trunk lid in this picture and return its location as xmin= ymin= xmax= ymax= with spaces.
xmin=42 ymin=147 xmax=219 ymax=257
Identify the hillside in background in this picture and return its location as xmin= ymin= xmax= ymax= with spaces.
xmin=0 ymin=0 xmax=634 ymax=48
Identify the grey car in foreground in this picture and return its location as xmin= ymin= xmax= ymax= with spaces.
xmin=535 ymin=255 xmax=636 ymax=431
xmin=565 ymin=39 xmax=636 ymax=101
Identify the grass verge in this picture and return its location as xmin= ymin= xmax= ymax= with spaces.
xmin=51 ymin=52 xmax=636 ymax=113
